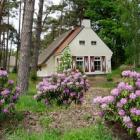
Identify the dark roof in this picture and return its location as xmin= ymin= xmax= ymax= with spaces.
xmin=38 ymin=27 xmax=83 ymax=65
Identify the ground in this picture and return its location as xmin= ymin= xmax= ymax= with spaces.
xmin=1 ymin=70 xmax=139 ymax=140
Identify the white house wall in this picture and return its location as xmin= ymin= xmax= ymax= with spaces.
xmin=37 ymin=56 xmax=55 ymax=77
xmin=69 ymin=28 xmax=112 ymax=56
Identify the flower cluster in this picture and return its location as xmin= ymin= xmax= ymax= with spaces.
xmin=0 ymin=70 xmax=20 ymax=115
xmin=93 ymin=70 xmax=140 ymax=138
xmin=34 ymin=69 xmax=89 ymax=106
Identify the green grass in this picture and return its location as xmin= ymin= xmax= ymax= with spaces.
xmin=15 ymin=95 xmax=47 ymax=112
xmin=100 ymin=82 xmax=116 ymax=88
xmin=6 ymin=123 xmax=117 ymax=140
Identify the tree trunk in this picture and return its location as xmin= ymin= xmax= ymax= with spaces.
xmin=0 ymin=0 xmax=5 ymax=24
xmin=31 ymin=0 xmax=44 ymax=75
xmin=15 ymin=1 xmax=22 ymax=72
xmin=17 ymin=0 xmax=35 ymax=93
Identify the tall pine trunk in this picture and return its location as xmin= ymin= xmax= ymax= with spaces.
xmin=31 ymin=0 xmax=44 ymax=76
xmin=15 ymin=1 xmax=22 ymax=72
xmin=17 ymin=0 xmax=35 ymax=93
xmin=0 ymin=0 xmax=5 ymax=24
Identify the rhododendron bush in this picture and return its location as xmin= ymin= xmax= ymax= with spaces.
xmin=0 ymin=70 xmax=20 ymax=115
xmin=34 ymin=70 xmax=89 ymax=106
xmin=93 ymin=70 xmax=140 ymax=138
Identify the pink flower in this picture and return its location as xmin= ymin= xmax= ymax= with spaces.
xmin=118 ymin=109 xmax=125 ymax=116
xmin=130 ymin=108 xmax=137 ymax=114
xmin=120 ymin=98 xmax=127 ymax=105
xmin=122 ymin=70 xmax=131 ymax=77
xmin=135 ymin=90 xmax=140 ymax=97
xmin=3 ymin=108 xmax=9 ymax=113
xmin=101 ymin=103 xmax=108 ymax=109
xmin=93 ymin=96 xmax=102 ymax=104
xmin=1 ymin=89 xmax=10 ymax=96
xmin=129 ymin=93 xmax=136 ymax=100
xmin=0 ymin=70 xmax=8 ymax=77
xmin=123 ymin=116 xmax=131 ymax=123
xmin=8 ymin=80 xmax=14 ymax=84
xmin=117 ymin=82 xmax=126 ymax=90
xmin=126 ymin=122 xmax=133 ymax=128
xmin=137 ymin=127 xmax=140 ymax=133
xmin=125 ymin=83 xmax=133 ymax=91
xmin=136 ymin=110 xmax=140 ymax=115
xmin=111 ymin=88 xmax=120 ymax=96
xmin=101 ymin=96 xmax=115 ymax=104
xmin=136 ymin=81 xmax=140 ymax=88
xmin=117 ymin=102 xmax=123 ymax=108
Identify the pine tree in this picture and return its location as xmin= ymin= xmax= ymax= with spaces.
xmin=17 ymin=0 xmax=35 ymax=93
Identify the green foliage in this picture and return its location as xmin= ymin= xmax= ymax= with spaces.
xmin=119 ymin=0 xmax=140 ymax=67
xmin=106 ymin=74 xmax=113 ymax=82
xmin=30 ymin=70 xmax=38 ymax=81
xmin=15 ymin=95 xmax=46 ymax=113
xmin=85 ymin=0 xmax=126 ymax=68
xmin=57 ymin=48 xmax=72 ymax=72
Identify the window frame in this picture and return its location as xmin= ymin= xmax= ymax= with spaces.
xmin=91 ymin=41 xmax=97 ymax=45
xmin=79 ymin=40 xmax=85 ymax=45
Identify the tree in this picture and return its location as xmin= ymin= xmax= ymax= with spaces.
xmin=85 ymin=0 xmax=126 ymax=68
xmin=119 ymin=0 xmax=140 ymax=67
xmin=57 ymin=48 xmax=72 ymax=72
xmin=0 ymin=0 xmax=18 ymax=70
xmin=31 ymin=0 xmax=44 ymax=78
xmin=17 ymin=0 xmax=35 ymax=93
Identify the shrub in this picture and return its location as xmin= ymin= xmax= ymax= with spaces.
xmin=34 ymin=69 xmax=89 ymax=106
xmin=0 ymin=70 xmax=20 ymax=115
xmin=93 ymin=70 xmax=140 ymax=138
xmin=57 ymin=48 xmax=72 ymax=73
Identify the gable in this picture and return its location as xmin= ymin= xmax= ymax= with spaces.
xmin=69 ymin=28 xmax=113 ymax=56
xmin=54 ymin=27 xmax=83 ymax=55
xmin=38 ymin=30 xmax=72 ymax=65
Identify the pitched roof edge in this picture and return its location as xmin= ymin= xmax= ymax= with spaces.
xmin=39 ymin=28 xmax=77 ymax=66
xmin=55 ymin=26 xmax=84 ymax=54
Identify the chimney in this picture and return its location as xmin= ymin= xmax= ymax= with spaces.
xmin=81 ymin=19 xmax=91 ymax=28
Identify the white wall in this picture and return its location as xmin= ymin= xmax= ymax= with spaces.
xmin=37 ymin=55 xmax=55 ymax=77
xmin=69 ymin=28 xmax=112 ymax=57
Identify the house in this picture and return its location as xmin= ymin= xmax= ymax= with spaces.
xmin=9 ymin=56 xmax=16 ymax=72
xmin=37 ymin=19 xmax=113 ymax=77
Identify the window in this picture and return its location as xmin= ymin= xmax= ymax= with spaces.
xmin=95 ymin=57 xmax=100 ymax=60
xmin=79 ymin=40 xmax=85 ymax=45
xmin=91 ymin=41 xmax=97 ymax=45
xmin=94 ymin=57 xmax=101 ymax=71
xmin=76 ymin=57 xmax=83 ymax=61
xmin=76 ymin=57 xmax=84 ymax=69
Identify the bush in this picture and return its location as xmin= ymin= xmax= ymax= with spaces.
xmin=0 ymin=70 xmax=20 ymax=115
xmin=30 ymin=70 xmax=38 ymax=81
xmin=93 ymin=70 xmax=140 ymax=138
xmin=34 ymin=69 xmax=89 ymax=106
xmin=57 ymin=48 xmax=72 ymax=73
